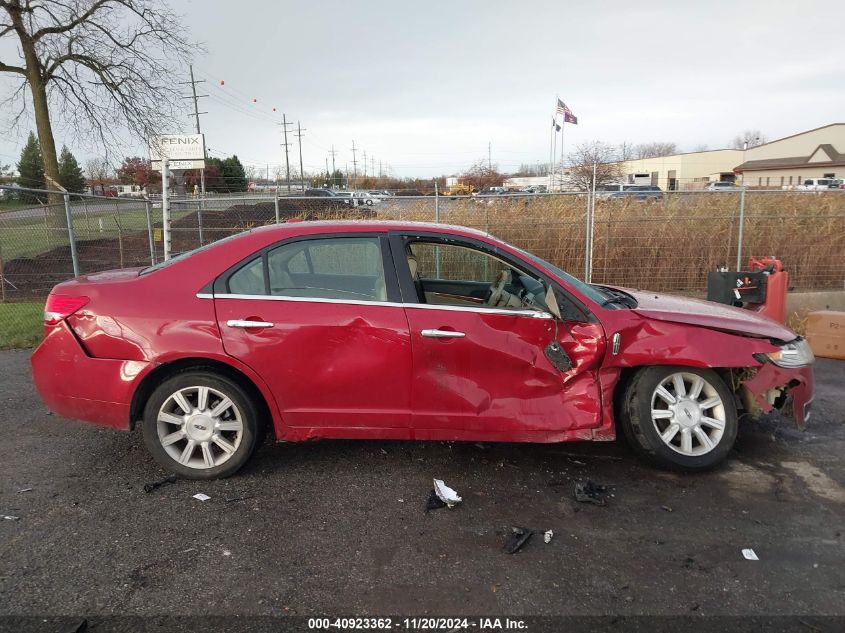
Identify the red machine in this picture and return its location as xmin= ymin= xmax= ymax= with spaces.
xmin=707 ymin=257 xmax=789 ymax=323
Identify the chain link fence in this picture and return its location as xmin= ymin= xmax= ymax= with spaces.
xmin=2 ymin=185 xmax=844 ymax=347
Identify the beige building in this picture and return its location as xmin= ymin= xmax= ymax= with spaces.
xmin=616 ymin=149 xmax=743 ymax=191
xmin=735 ymin=123 xmax=845 ymax=188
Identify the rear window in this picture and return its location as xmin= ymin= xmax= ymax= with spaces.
xmin=140 ymin=233 xmax=244 ymax=275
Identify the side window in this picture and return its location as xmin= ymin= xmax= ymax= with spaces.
xmin=407 ymin=241 xmax=545 ymax=311
xmin=227 ymin=257 xmax=265 ymax=295
xmin=267 ymin=237 xmax=388 ymax=302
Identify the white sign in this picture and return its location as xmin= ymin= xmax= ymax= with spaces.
xmin=149 ymin=134 xmax=205 ymax=161
xmin=153 ymin=159 xmax=206 ymax=171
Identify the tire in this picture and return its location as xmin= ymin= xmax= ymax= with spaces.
xmin=141 ymin=371 xmax=263 ymax=479
xmin=621 ymin=366 xmax=737 ymax=472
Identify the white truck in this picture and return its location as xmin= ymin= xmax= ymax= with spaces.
xmin=795 ymin=178 xmax=836 ymax=191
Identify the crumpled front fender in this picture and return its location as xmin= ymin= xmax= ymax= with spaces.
xmin=741 ymin=363 xmax=814 ymax=430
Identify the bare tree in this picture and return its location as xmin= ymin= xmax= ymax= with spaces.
xmin=731 ymin=130 xmax=767 ymax=149
xmin=693 ymin=144 xmax=709 ymax=152
xmin=617 ymin=141 xmax=636 ymax=161
xmin=567 ymin=141 xmax=621 ymax=191
xmin=461 ymin=158 xmax=505 ymax=190
xmin=634 ymin=142 xmax=678 ymax=159
xmin=0 ymin=0 xmax=196 ymax=224
xmin=85 ymin=157 xmax=111 ymax=194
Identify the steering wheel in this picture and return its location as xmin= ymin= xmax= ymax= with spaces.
xmin=485 ymin=270 xmax=510 ymax=306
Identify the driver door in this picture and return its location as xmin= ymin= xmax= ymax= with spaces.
xmin=390 ymin=233 xmax=605 ymax=441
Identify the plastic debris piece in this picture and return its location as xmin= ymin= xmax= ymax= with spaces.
xmin=224 ymin=495 xmax=254 ymax=503
xmin=2 ymin=515 xmax=20 ymax=521
xmin=17 ymin=488 xmax=33 ymax=493
xmin=504 ymin=526 xmax=534 ymax=554
xmin=425 ymin=489 xmax=447 ymax=513
xmin=574 ymin=480 xmax=610 ymax=506
xmin=193 ymin=493 xmax=211 ymax=502
xmin=143 ymin=474 xmax=177 ymax=493
xmin=742 ymin=548 xmax=759 ymax=561
xmin=433 ymin=478 xmax=462 ymax=509
xmin=544 ymin=529 xmax=554 ymax=544
xmin=661 ymin=505 xmax=673 ymax=512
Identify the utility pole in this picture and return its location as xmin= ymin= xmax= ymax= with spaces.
xmin=179 ymin=65 xmax=208 ymax=197
xmin=295 ymin=121 xmax=306 ymax=192
xmin=350 ymin=141 xmax=358 ymax=189
xmin=371 ymin=156 xmax=375 ymax=179
xmin=279 ymin=114 xmax=293 ymax=192
xmin=325 ymin=157 xmax=329 ymax=186
xmin=362 ymin=150 xmax=367 ymax=178
xmin=488 ymin=142 xmax=492 ymax=170
xmin=379 ymin=160 xmax=382 ymax=179
xmin=329 ymin=145 xmax=338 ymax=173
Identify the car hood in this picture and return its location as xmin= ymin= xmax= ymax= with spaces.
xmin=622 ymin=288 xmax=796 ymax=341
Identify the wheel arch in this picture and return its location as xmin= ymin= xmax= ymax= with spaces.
xmin=129 ymin=357 xmax=276 ymax=434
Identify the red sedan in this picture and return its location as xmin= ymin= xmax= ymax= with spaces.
xmin=31 ymin=221 xmax=814 ymax=479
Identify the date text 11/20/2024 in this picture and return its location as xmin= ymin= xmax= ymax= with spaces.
xmin=307 ymin=617 xmax=528 ymax=630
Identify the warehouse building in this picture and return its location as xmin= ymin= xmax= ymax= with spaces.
xmin=734 ymin=123 xmax=845 ymax=188
xmin=616 ymin=149 xmax=743 ymax=191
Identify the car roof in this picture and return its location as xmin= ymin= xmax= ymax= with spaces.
xmin=250 ymin=220 xmax=490 ymax=240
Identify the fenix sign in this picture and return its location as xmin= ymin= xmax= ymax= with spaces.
xmin=149 ymin=134 xmax=206 ymax=171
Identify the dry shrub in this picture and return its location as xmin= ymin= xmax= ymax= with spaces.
xmin=369 ymin=192 xmax=845 ymax=293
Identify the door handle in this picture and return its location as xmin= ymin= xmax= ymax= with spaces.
xmin=421 ymin=329 xmax=465 ymax=339
xmin=226 ymin=319 xmax=274 ymax=329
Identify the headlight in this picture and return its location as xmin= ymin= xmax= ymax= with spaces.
xmin=762 ymin=338 xmax=815 ymax=368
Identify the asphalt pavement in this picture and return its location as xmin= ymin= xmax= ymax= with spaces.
xmin=0 ymin=349 xmax=843 ymax=621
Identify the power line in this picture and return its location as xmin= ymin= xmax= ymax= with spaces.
xmin=295 ymin=121 xmax=306 ymax=191
xmin=179 ymin=65 xmax=208 ymax=196
xmin=329 ymin=145 xmax=338 ymax=176
xmin=279 ymin=114 xmax=293 ymax=192
xmin=350 ymin=140 xmax=358 ymax=188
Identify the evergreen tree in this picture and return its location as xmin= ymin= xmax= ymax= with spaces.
xmin=17 ymin=132 xmax=45 ymax=195
xmin=58 ymin=146 xmax=87 ymax=193
xmin=220 ymin=155 xmax=247 ymax=192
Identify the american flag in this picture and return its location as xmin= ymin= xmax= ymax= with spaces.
xmin=555 ymin=98 xmax=578 ymax=125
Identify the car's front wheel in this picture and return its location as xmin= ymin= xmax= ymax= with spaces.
xmin=621 ymin=366 xmax=737 ymax=471
xmin=141 ymin=371 xmax=263 ymax=479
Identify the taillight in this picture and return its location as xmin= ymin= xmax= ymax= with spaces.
xmin=44 ymin=295 xmax=89 ymax=326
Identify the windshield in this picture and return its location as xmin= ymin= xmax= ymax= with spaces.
xmin=517 ymin=249 xmax=608 ymax=305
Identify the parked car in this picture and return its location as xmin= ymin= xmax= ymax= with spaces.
xmin=796 ymin=178 xmax=836 ymax=191
xmin=704 ymin=181 xmax=742 ymax=191
xmin=303 ymin=188 xmax=336 ymax=197
xmin=609 ymin=185 xmax=664 ymax=201
xmin=827 ymin=179 xmax=843 ymax=190
xmin=368 ymin=190 xmax=393 ymax=197
xmin=32 ymin=221 xmax=814 ymax=479
xmin=353 ymin=191 xmax=380 ymax=205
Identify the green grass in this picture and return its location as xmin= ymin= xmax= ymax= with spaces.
xmin=0 ymin=199 xmax=36 ymax=213
xmin=0 ymin=302 xmax=43 ymax=349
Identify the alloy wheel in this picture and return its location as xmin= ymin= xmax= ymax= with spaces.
xmin=156 ymin=385 xmax=244 ymax=469
xmin=650 ymin=372 xmax=726 ymax=456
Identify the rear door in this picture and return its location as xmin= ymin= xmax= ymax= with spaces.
xmin=214 ymin=233 xmax=413 ymax=437
xmin=391 ymin=233 xmax=606 ymax=441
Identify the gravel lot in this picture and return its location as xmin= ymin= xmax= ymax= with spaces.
xmin=0 ymin=349 xmax=843 ymax=622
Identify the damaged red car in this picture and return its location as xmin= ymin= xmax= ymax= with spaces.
xmin=31 ymin=221 xmax=814 ymax=479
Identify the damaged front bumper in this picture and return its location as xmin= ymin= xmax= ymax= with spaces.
xmin=740 ymin=363 xmax=814 ymax=430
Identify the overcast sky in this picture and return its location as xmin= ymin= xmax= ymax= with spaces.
xmin=2 ymin=0 xmax=843 ymax=177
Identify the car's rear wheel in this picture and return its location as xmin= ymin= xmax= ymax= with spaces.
xmin=141 ymin=371 xmax=262 ymax=479
xmin=621 ymin=366 xmax=737 ymax=471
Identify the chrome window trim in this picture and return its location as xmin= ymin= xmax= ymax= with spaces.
xmin=198 ymin=292 xmax=552 ymax=319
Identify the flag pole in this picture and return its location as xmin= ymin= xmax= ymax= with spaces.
xmin=560 ymin=119 xmax=565 ymax=176
xmin=551 ymin=117 xmax=557 ymax=192
xmin=548 ymin=114 xmax=554 ymax=191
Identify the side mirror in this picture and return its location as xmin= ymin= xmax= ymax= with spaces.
xmin=544 ymin=284 xmax=562 ymax=320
